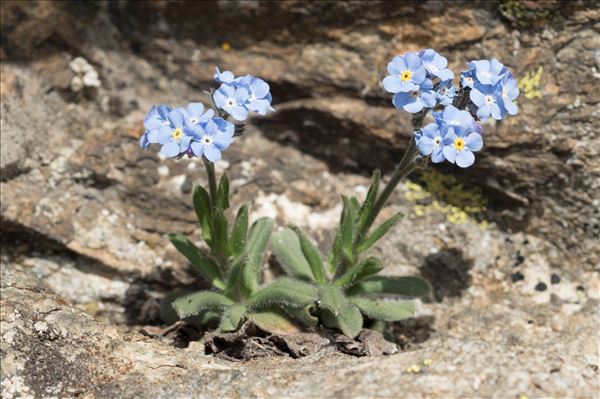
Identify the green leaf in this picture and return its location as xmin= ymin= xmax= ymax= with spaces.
xmin=247 ymin=310 xmax=301 ymax=335
xmin=290 ymin=226 xmax=326 ymax=284
xmin=241 ymin=217 xmax=273 ymax=295
xmin=217 ymin=173 xmax=230 ymax=210
xmin=346 ymin=276 xmax=430 ymax=297
xmin=340 ymin=196 xmax=355 ymax=260
xmin=271 ymin=227 xmax=315 ymax=281
xmin=356 ymin=170 xmax=380 ymax=237
xmin=350 ymin=297 xmax=415 ymax=321
xmin=193 ymin=185 xmax=213 ymax=244
xmin=335 ymin=256 xmax=383 ymax=288
xmin=219 ymin=304 xmax=246 ymax=332
xmin=168 ymin=234 xmax=225 ymax=290
xmin=247 ymin=278 xmax=318 ymax=310
xmin=224 ymin=255 xmax=248 ymax=294
xmin=317 ymin=284 xmax=346 ymax=315
xmin=284 ymin=304 xmax=319 ymax=327
xmin=356 ymin=212 xmax=403 ymax=253
xmin=230 ymin=204 xmax=249 ymax=257
xmin=353 ymin=257 xmax=385 ymax=282
xmin=213 ymin=211 xmax=230 ymax=259
xmin=336 ymin=304 xmax=363 ymax=338
xmin=173 ymin=291 xmax=233 ymax=319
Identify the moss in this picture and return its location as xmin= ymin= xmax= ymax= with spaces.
xmin=498 ymin=0 xmax=557 ymax=29
xmin=404 ymin=169 xmax=487 ymax=227
xmin=518 ymin=67 xmax=543 ymax=100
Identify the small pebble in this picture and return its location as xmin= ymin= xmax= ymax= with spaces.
xmin=511 ymin=271 xmax=525 ymax=283
xmin=535 ymin=282 xmax=548 ymax=292
xmin=550 ymin=273 xmax=560 ymax=284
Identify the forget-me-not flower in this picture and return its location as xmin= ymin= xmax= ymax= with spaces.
xmin=442 ymin=127 xmax=483 ymax=168
xmin=392 ymin=78 xmax=436 ymax=113
xmin=469 ymin=84 xmax=503 ymax=121
xmin=499 ymin=76 xmax=519 ymax=116
xmin=189 ymin=117 xmax=235 ymax=162
xmin=156 ymin=109 xmax=194 ymax=157
xmin=435 ymin=80 xmax=456 ymax=107
xmin=470 ymin=59 xmax=506 ymax=85
xmin=416 ymin=121 xmax=446 ymax=163
xmin=214 ymin=67 xmax=235 ymax=84
xmin=140 ymin=104 xmax=172 ymax=149
xmin=180 ymin=102 xmax=214 ymax=126
xmin=213 ymin=83 xmax=250 ymax=121
xmin=419 ymin=49 xmax=454 ymax=81
xmin=235 ymin=75 xmax=275 ymax=115
xmin=383 ymin=53 xmax=427 ymax=93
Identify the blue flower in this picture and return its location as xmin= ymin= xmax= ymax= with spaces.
xmin=416 ymin=122 xmax=446 ymax=163
xmin=442 ymin=128 xmax=483 ymax=168
xmin=499 ymin=76 xmax=519 ymax=116
xmin=140 ymin=104 xmax=172 ymax=149
xmin=213 ymin=83 xmax=250 ymax=121
xmin=156 ymin=109 xmax=195 ymax=157
xmin=434 ymin=106 xmax=483 ymax=168
xmin=383 ymin=52 xmax=427 ymax=93
xmin=469 ymin=83 xmax=503 ymax=121
xmin=460 ymin=69 xmax=476 ymax=89
xmin=235 ymin=75 xmax=275 ymax=115
xmin=419 ymin=49 xmax=454 ymax=81
xmin=180 ymin=102 xmax=214 ymax=126
xmin=214 ymin=67 xmax=235 ymax=84
xmin=435 ymin=80 xmax=456 ymax=107
xmin=189 ymin=117 xmax=235 ymax=162
xmin=392 ymin=79 xmax=436 ymax=113
xmin=470 ymin=59 xmax=506 ymax=85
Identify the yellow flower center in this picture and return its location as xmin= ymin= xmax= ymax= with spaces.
xmin=453 ymin=137 xmax=466 ymax=151
xmin=401 ymin=70 xmax=412 ymax=81
xmin=171 ymin=128 xmax=183 ymax=141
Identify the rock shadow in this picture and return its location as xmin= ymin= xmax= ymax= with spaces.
xmin=419 ymin=247 xmax=473 ymax=302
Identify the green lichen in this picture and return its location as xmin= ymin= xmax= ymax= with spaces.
xmin=499 ymin=0 xmax=555 ymax=28
xmin=518 ymin=67 xmax=543 ymax=100
xmin=404 ymin=169 xmax=488 ymax=227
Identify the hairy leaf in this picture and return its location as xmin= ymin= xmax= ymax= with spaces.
xmin=224 ymin=255 xmax=248 ymax=296
xmin=219 ymin=304 xmax=246 ymax=332
xmin=317 ymin=284 xmax=346 ymax=315
xmin=247 ymin=310 xmax=301 ymax=335
xmin=290 ymin=226 xmax=326 ymax=284
xmin=168 ymin=234 xmax=225 ymax=289
xmin=247 ymin=278 xmax=318 ymax=310
xmin=217 ymin=173 xmax=230 ymax=210
xmin=285 ymin=304 xmax=319 ymax=327
xmin=173 ymin=291 xmax=233 ymax=319
xmin=347 ymin=276 xmax=430 ymax=297
xmin=335 ymin=256 xmax=383 ymax=288
xmin=340 ymin=196 xmax=355 ymax=262
xmin=271 ymin=228 xmax=315 ymax=281
xmin=230 ymin=204 xmax=249 ymax=257
xmin=351 ymin=297 xmax=415 ymax=321
xmin=336 ymin=304 xmax=363 ymax=338
xmin=356 ymin=170 xmax=380 ymax=239
xmin=242 ymin=217 xmax=273 ymax=295
xmin=353 ymin=257 xmax=385 ymax=282
xmin=193 ymin=185 xmax=213 ymax=244
xmin=213 ymin=211 xmax=230 ymax=259
xmin=356 ymin=212 xmax=403 ymax=253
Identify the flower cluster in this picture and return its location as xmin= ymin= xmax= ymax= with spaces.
xmin=383 ymin=49 xmax=519 ymax=168
xmin=214 ymin=68 xmax=275 ymax=121
xmin=139 ymin=68 xmax=274 ymax=161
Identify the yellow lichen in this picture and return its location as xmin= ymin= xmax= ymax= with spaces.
xmin=404 ymin=169 xmax=487 ymax=227
xmin=423 ymin=358 xmax=433 ymax=366
xmin=222 ymin=42 xmax=232 ymax=51
xmin=518 ymin=67 xmax=543 ymax=100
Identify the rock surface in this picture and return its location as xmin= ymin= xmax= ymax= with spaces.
xmin=1 ymin=1 xmax=599 ymax=398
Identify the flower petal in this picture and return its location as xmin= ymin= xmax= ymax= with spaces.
xmin=157 ymin=125 xmax=172 ymax=144
xmin=190 ymin=141 xmax=204 ymax=157
xmin=465 ymin=133 xmax=483 ymax=151
xmin=250 ymin=79 xmax=270 ymax=98
xmin=456 ymin=150 xmax=475 ymax=168
xmin=383 ymin=75 xmax=403 ymax=93
xmin=187 ymin=102 xmax=204 ymax=117
xmin=204 ymin=145 xmax=222 ymax=162
xmin=230 ymin=106 xmax=248 ymax=121
xmin=160 ymin=141 xmax=180 ymax=157
xmin=443 ymin=146 xmax=457 ymax=163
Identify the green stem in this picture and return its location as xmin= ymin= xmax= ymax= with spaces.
xmin=203 ymin=157 xmax=218 ymax=207
xmin=354 ymin=112 xmax=426 ymax=245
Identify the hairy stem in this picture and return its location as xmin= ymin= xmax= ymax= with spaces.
xmin=354 ymin=113 xmax=426 ymax=245
xmin=203 ymin=158 xmax=218 ymax=207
